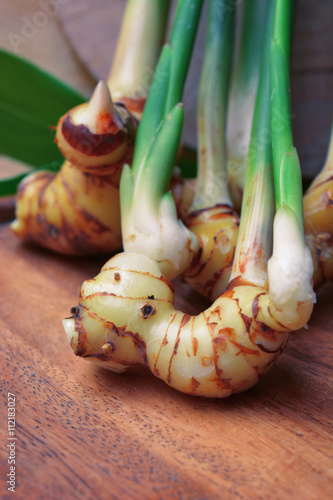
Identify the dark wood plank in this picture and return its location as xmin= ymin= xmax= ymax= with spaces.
xmin=0 ymin=223 xmax=332 ymax=499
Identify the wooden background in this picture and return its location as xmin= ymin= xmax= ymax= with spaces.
xmin=0 ymin=1 xmax=332 ymax=499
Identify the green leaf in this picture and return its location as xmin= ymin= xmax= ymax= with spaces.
xmin=177 ymin=144 xmax=197 ymax=179
xmin=0 ymin=49 xmax=87 ymax=168
xmin=135 ymin=103 xmax=185 ymax=207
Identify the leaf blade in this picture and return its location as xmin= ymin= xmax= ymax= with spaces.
xmin=0 ymin=49 xmax=87 ymax=167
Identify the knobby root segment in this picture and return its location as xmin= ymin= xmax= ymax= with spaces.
xmin=11 ymin=162 xmax=123 ymax=255
xmin=303 ymin=123 xmax=333 ymax=289
xmin=11 ymin=0 xmax=171 ymax=255
xmin=63 ymin=252 xmax=313 ymax=398
xmin=183 ymin=205 xmax=239 ymax=301
xmin=11 ymin=81 xmax=136 ymax=255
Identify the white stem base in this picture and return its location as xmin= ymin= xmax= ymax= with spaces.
xmin=268 ymin=205 xmax=315 ymax=309
xmin=123 ymin=193 xmax=199 ymax=280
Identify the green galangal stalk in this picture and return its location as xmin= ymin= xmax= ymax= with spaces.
xmin=267 ymin=0 xmax=314 ymax=309
xmin=226 ymin=0 xmax=331 ymax=294
xmin=63 ymin=0 xmax=314 ymax=398
xmin=120 ymin=0 xmax=203 ymax=280
xmin=227 ymin=0 xmax=270 ymax=213
xmin=230 ymin=0 xmax=275 ymax=289
xmin=183 ymin=0 xmax=240 ymax=300
xmin=107 ymin=0 xmax=170 ymax=117
xmin=190 ymin=0 xmax=234 ymax=211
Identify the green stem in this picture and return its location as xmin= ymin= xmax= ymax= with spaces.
xmin=270 ymin=0 xmax=303 ymax=230
xmin=230 ymin=0 xmax=275 ymax=285
xmin=227 ymin=0 xmax=269 ymax=210
xmin=107 ymin=0 xmax=171 ymax=99
xmin=191 ymin=0 xmax=235 ymax=210
xmin=121 ymin=0 xmax=203 ymax=212
xmin=132 ymin=0 xmax=202 ymax=177
xmin=119 ymin=0 xmax=203 ymax=279
xmin=231 ymin=0 xmax=269 ymax=92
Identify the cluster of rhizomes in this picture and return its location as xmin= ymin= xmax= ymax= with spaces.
xmin=10 ymin=0 xmax=332 ymax=398
xmin=12 ymin=80 xmax=332 ymax=292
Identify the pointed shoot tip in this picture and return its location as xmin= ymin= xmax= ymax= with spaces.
xmin=72 ymin=79 xmax=118 ymax=131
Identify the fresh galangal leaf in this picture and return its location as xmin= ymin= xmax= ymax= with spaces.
xmin=0 ymin=49 xmax=87 ymax=168
xmin=177 ymin=143 xmax=197 ymax=178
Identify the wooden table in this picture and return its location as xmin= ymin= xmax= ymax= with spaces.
xmin=0 ymin=225 xmax=333 ymax=500
xmin=0 ymin=1 xmax=332 ymax=499
xmin=0 ymin=222 xmax=332 ymax=499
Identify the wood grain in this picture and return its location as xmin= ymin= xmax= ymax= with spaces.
xmin=0 ymin=222 xmax=332 ymax=499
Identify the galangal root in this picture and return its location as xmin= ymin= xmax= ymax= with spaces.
xmin=11 ymin=81 xmax=137 ymax=255
xmin=63 ymin=0 xmax=315 ymax=399
xmin=63 ymin=249 xmax=312 ymax=398
xmin=303 ymin=132 xmax=333 ymax=289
